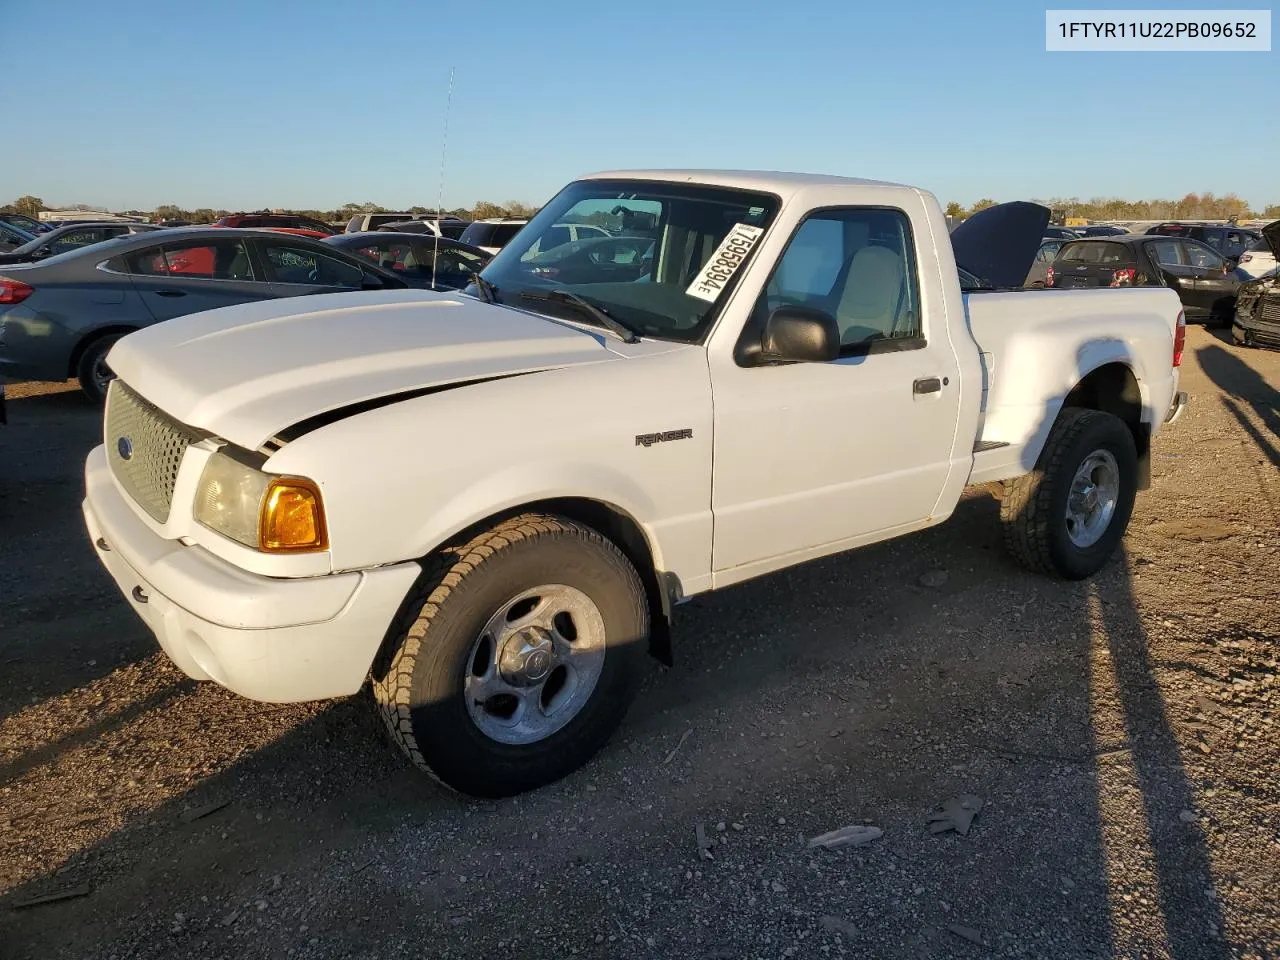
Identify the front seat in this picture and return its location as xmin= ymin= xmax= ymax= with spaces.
xmin=834 ymin=246 xmax=904 ymax=344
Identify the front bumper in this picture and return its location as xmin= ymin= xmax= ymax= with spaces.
xmin=82 ymin=445 xmax=421 ymax=702
xmin=1232 ymin=311 xmax=1280 ymax=349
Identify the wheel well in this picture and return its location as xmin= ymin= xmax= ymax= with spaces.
xmin=1062 ymin=362 xmax=1151 ymax=488
xmin=67 ymin=326 xmax=136 ymax=379
xmin=439 ymin=498 xmax=674 ymax=666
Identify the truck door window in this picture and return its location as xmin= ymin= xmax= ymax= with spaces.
xmin=757 ymin=207 xmax=922 ymax=355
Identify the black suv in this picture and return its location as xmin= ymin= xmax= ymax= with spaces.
xmin=1144 ymin=223 xmax=1260 ymax=261
xmin=1048 ymin=235 xmax=1250 ymax=326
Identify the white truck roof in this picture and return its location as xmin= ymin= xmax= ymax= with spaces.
xmin=578 ymin=169 xmax=911 ymax=193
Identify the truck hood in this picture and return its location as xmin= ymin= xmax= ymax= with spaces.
xmin=108 ymin=289 xmax=622 ymax=450
xmin=949 ymin=201 xmax=1052 ymax=289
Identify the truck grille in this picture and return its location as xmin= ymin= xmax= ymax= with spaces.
xmin=1259 ymin=299 xmax=1280 ymax=323
xmin=105 ymin=381 xmax=208 ymax=523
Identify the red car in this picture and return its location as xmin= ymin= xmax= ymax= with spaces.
xmin=213 ymin=214 xmax=336 ymax=238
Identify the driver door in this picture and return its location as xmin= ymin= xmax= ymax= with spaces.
xmin=709 ymin=205 xmax=963 ymax=575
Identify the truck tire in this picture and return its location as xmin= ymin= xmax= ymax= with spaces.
xmin=371 ymin=513 xmax=649 ymax=797
xmin=1000 ymin=408 xmax=1137 ymax=580
xmin=76 ymin=332 xmax=126 ymax=404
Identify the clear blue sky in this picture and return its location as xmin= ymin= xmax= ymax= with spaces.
xmin=3 ymin=0 xmax=1274 ymax=211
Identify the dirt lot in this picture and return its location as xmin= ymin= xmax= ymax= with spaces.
xmin=0 ymin=325 xmax=1277 ymax=960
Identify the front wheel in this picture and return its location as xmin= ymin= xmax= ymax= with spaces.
xmin=1000 ymin=408 xmax=1138 ymax=580
xmin=76 ymin=333 xmax=126 ymax=404
xmin=371 ymin=513 xmax=649 ymax=797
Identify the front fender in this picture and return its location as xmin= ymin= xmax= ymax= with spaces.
xmin=409 ymin=460 xmax=664 ymax=569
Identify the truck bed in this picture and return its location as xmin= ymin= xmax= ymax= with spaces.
xmin=963 ymin=286 xmax=1183 ymax=486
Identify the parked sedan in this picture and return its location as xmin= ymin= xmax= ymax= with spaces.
xmin=0 ymin=221 xmax=161 ymax=265
xmin=376 ymin=219 xmax=471 ymax=240
xmin=1047 ymin=235 xmax=1249 ymax=325
xmin=1042 ymin=226 xmax=1082 ymax=240
xmin=1024 ymin=238 xmax=1070 ymax=287
xmin=1076 ymin=225 xmax=1129 ymax=237
xmin=324 ymin=232 xmax=491 ymax=290
xmin=517 ymin=234 xmax=655 ymax=284
xmin=0 ymin=228 xmax=406 ymax=403
xmin=0 ymin=213 xmax=50 ymax=234
xmin=0 ymin=220 xmax=36 ymax=252
xmin=213 ymin=214 xmax=337 ymax=237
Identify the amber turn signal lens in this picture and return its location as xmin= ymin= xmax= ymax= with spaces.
xmin=259 ymin=478 xmax=328 ymax=552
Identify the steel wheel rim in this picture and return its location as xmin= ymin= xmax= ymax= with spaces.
xmin=463 ymin=584 xmax=606 ymax=745
xmin=1065 ymin=448 xmax=1120 ymax=548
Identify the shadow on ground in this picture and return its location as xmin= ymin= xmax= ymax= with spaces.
xmin=0 ymin=489 xmax=1233 ymax=959
xmin=1196 ymin=343 xmax=1280 ymax=467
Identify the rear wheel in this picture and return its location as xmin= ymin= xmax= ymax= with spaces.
xmin=76 ymin=333 xmax=126 ymax=404
xmin=371 ymin=513 xmax=649 ymax=797
xmin=1000 ymin=408 xmax=1137 ymax=580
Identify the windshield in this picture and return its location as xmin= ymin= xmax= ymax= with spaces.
xmin=1 ymin=221 xmax=36 ymax=242
xmin=470 ymin=179 xmax=780 ymax=343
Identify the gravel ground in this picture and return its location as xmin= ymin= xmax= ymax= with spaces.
xmin=0 ymin=325 xmax=1277 ymax=960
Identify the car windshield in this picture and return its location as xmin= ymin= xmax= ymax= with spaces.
xmin=1 ymin=221 xmax=36 ymax=242
xmin=471 ymin=179 xmax=780 ymax=343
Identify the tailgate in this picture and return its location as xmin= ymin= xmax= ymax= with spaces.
xmin=1053 ymin=263 xmax=1113 ymax=288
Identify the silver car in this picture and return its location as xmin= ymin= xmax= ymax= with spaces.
xmin=0 ymin=227 xmax=407 ymax=403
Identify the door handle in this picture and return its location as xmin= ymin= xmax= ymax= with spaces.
xmin=913 ymin=376 xmax=945 ymax=395
xmin=155 ymin=289 xmax=187 ymax=297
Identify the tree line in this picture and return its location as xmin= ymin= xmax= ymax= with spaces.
xmin=7 ymin=192 xmax=1278 ymax=226
xmin=946 ymin=192 xmax=1280 ymax=222
xmin=0 ymin=195 xmax=541 ymax=224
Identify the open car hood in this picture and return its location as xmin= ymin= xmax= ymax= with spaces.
xmin=1262 ymin=220 xmax=1280 ymax=259
xmin=949 ymin=201 xmax=1052 ymax=289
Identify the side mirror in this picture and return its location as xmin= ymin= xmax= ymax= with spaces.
xmin=361 ymin=272 xmax=385 ymax=290
xmin=755 ymin=306 xmax=841 ymax=364
xmin=1223 ymin=259 xmax=1236 ymax=273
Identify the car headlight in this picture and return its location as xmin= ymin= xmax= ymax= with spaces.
xmin=194 ymin=450 xmax=328 ymax=553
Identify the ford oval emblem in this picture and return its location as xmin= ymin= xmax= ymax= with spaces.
xmin=117 ymin=436 xmax=133 ymax=461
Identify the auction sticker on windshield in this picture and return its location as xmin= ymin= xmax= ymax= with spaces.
xmin=686 ymin=223 xmax=765 ymax=302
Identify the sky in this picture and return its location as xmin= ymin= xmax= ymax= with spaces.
xmin=2 ymin=0 xmax=1274 ymax=212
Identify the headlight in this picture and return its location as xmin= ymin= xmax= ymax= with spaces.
xmin=194 ymin=450 xmax=328 ymax=553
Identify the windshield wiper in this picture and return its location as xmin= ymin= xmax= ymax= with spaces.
xmin=518 ymin=289 xmax=640 ymax=343
xmin=469 ymin=273 xmax=498 ymax=303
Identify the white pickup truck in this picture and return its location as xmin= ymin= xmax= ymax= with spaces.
xmin=83 ymin=170 xmax=1187 ymax=797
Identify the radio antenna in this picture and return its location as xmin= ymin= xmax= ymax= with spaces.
xmin=430 ymin=66 xmax=456 ymax=292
